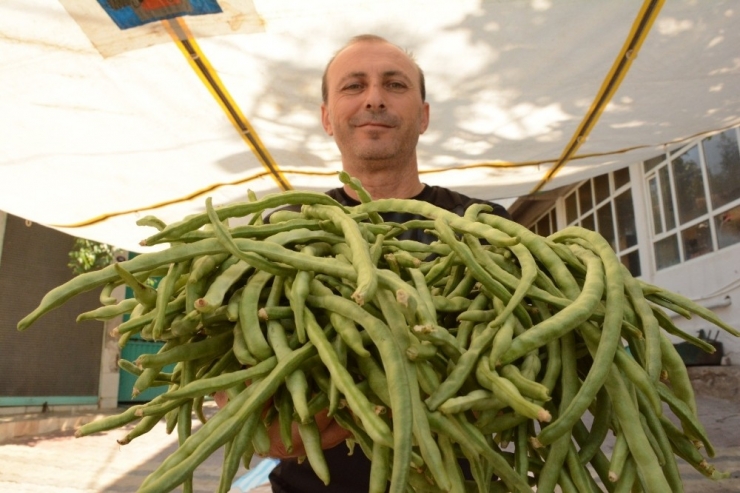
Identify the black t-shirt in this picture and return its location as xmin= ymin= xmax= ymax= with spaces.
xmin=268 ymin=184 xmax=510 ymax=493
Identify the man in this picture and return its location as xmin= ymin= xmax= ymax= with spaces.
xmin=264 ymin=34 xmax=511 ymax=492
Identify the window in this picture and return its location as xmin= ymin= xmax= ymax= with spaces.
xmin=531 ymin=208 xmax=556 ymax=237
xmin=563 ymin=169 xmax=640 ymax=277
xmin=644 ymin=127 xmax=740 ymax=269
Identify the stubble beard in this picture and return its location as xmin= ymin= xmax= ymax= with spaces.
xmin=339 ymin=125 xmax=420 ymax=172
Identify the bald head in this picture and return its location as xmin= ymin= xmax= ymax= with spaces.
xmin=321 ymin=35 xmax=426 ymax=103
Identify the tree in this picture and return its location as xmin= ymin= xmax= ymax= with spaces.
xmin=68 ymin=238 xmax=116 ymax=275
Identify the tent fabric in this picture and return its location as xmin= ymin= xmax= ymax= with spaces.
xmin=1 ymin=0 xmax=739 ymax=252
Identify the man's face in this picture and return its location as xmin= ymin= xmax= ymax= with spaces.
xmin=321 ymin=41 xmax=430 ymax=167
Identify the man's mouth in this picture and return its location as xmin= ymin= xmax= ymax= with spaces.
xmin=359 ymin=122 xmax=392 ymax=128
xmin=352 ymin=115 xmax=398 ymax=128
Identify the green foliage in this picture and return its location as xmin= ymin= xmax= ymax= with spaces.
xmin=68 ymin=238 xmax=115 ymax=275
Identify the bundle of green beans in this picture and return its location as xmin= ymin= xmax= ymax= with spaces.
xmin=17 ymin=175 xmax=739 ymax=493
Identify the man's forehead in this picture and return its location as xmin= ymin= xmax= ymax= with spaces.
xmin=328 ymin=41 xmax=417 ymax=80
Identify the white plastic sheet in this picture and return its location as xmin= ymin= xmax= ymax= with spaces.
xmin=1 ymin=0 xmax=738 ymax=251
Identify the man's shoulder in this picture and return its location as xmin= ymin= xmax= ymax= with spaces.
xmin=422 ymin=185 xmax=511 ymax=219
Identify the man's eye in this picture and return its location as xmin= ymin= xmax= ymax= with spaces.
xmin=388 ymin=81 xmax=407 ymax=89
xmin=343 ymin=83 xmax=363 ymax=91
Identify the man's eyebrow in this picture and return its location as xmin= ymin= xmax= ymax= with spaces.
xmin=337 ymin=70 xmax=413 ymax=85
xmin=382 ymin=70 xmax=412 ymax=81
xmin=337 ymin=71 xmax=367 ymax=85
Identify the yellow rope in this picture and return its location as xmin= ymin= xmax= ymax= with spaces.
xmin=529 ymin=0 xmax=665 ymax=194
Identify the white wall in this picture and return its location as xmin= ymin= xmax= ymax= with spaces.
xmin=0 ymin=211 xmax=6 ymax=267
xmin=650 ymin=243 xmax=740 ymax=365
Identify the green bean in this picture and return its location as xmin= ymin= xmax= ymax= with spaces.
xmin=500 ymin=248 xmax=604 ymax=365
xmin=576 ymin=386 xmax=611 ymax=465
xmin=225 ymin=286 xmax=243 ymax=321
xmin=577 ymin=320 xmax=662 ymax=416
xmin=310 ymin=279 xmax=371 ymax=358
xmin=118 ymin=359 xmax=173 ymax=384
xmin=132 ymin=337 xmax=184 ymax=396
xmin=500 ymin=364 xmax=550 ymax=402
xmin=433 ymin=295 xmax=472 ymax=313
xmin=296 ymin=418 xmax=330 ymax=485
xmin=139 ymin=342 xmax=317 ymax=493
xmin=455 ymin=292 xmax=489 ymax=348
xmin=338 ymin=171 xmax=383 ymax=223
xmin=463 ymin=235 xmax=538 ymax=330
xmin=369 ymin=442 xmax=391 ymax=493
xmin=437 ymin=434 xmax=467 ymax=493
xmin=640 ymin=283 xmax=740 ymax=337
xmin=118 ymin=414 xmax=163 ymax=446
xmin=571 ymin=419 xmax=615 ymax=493
xmin=376 ymin=288 xmax=451 ymax=492
xmin=488 ymin=310 xmax=516 ymax=368
xmin=620 ymin=265 xmax=662 ymax=381
xmin=650 ymin=305 xmax=716 ymax=353
xmin=608 ymin=431 xmax=628 ymax=482
xmin=425 ymin=316 xmax=499 ymax=411
xmin=536 ymin=332 xmax=577 ymax=493
xmin=659 ymin=332 xmax=698 ymax=418
xmin=151 ymin=260 xmax=189 ymax=339
xmin=303 ymin=297 xmax=412 ymax=493
xmin=476 ymin=358 xmax=550 ymax=422
xmin=534 ymin=236 xmax=624 ymax=448
xmin=513 ymin=422 xmax=529 ymax=481
xmin=99 ymin=280 xmax=120 ymax=306
xmin=75 ymin=404 xmax=144 ymax=437
xmin=237 ymin=269 xmax=274 ymax=361
xmin=603 ymin=365 xmax=672 ymax=492
xmin=143 ymin=191 xmax=346 ymax=245
xmin=205 ymin=198 xmax=296 ymax=278
xmin=195 ymin=260 xmax=252 ymax=313
xmin=303 ymin=204 xmax=378 ymax=305
xmin=136 ymin=332 xmax=232 ymax=369
xmin=427 ymin=411 xmax=532 ymax=493
xmin=176 ymin=362 xmax=195 ymax=492
xmin=612 ymin=457 xmax=637 ymax=493
xmin=267 ymin=318 xmax=311 ymax=423
xmin=646 ymin=293 xmax=693 ymax=319
xmin=660 ymin=416 xmax=728 ymax=480
xmin=384 ymin=238 xmax=451 ymax=256
xmin=329 ymin=336 xmax=349 ymax=415
xmin=412 ymin=323 xmax=463 ymax=362
xmin=410 ymin=267 xmax=438 ymax=323
xmin=274 ymin=386 xmax=296 ymax=454
xmin=433 ymin=218 xmax=532 ymax=329
xmin=565 ymin=441 xmax=595 ymax=493
xmin=370 ymin=234 xmax=385 ymax=266
xmin=416 ymin=359 xmax=442 ymax=397
xmin=655 ymin=381 xmax=714 ymax=456
xmin=218 ymin=405 xmax=261 ymax=493
xmin=289 ymin=250 xmax=320 ymax=344
xmin=354 ymin=199 xmax=519 ymax=249
xmin=76 ymin=297 xmax=139 ymax=322
xmin=406 ymin=338 xmax=438 ymax=361
xmin=302 ymin=307 xmax=393 ymax=447
xmin=111 ymin=263 xmax=159 ymax=308
xmin=257 ymin=305 xmax=293 ymax=320
xmin=447 ymin=271 xmax=479 ymax=301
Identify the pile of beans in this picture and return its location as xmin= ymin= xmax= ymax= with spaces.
xmin=18 ymin=177 xmax=738 ymax=493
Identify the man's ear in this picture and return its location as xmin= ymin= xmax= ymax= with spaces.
xmin=420 ymin=102 xmax=430 ymax=134
xmin=321 ymin=103 xmax=334 ymax=136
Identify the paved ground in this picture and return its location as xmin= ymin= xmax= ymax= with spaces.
xmin=0 ymin=396 xmax=737 ymax=492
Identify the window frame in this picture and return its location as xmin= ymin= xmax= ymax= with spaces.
xmin=643 ymin=126 xmax=740 ymax=270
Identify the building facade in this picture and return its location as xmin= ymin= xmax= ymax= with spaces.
xmin=511 ymin=125 xmax=740 ymax=364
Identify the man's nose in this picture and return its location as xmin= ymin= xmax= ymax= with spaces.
xmin=364 ymin=83 xmax=386 ymax=110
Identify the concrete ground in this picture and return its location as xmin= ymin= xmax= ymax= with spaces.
xmin=0 ymin=373 xmax=738 ymax=492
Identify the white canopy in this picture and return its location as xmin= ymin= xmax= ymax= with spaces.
xmin=1 ymin=0 xmax=739 ymax=252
